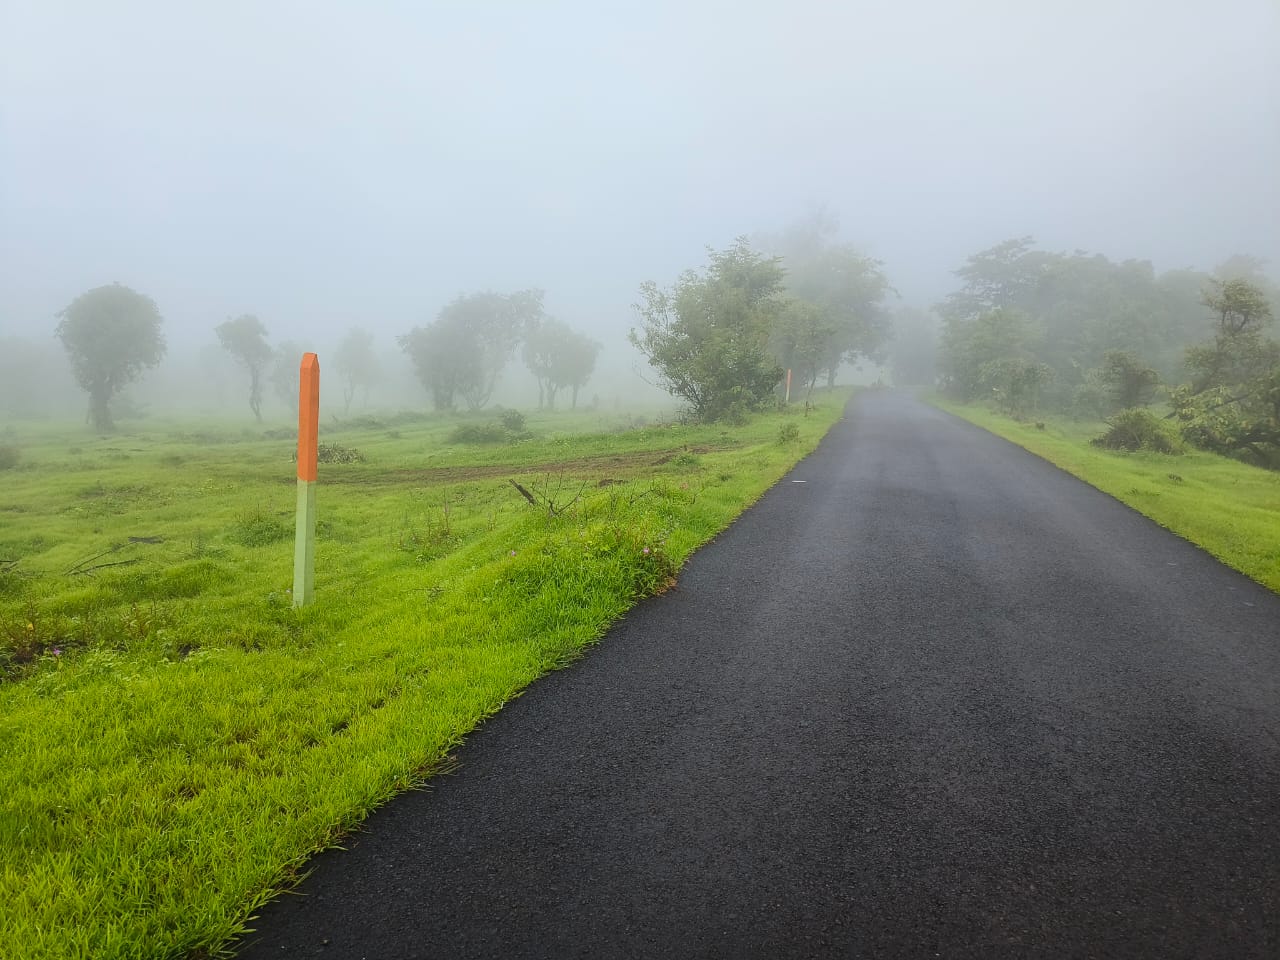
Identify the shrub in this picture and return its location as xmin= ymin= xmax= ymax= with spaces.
xmin=289 ymin=443 xmax=365 ymax=464
xmin=447 ymin=417 xmax=532 ymax=444
xmin=447 ymin=423 xmax=511 ymax=444
xmin=777 ymin=422 xmax=801 ymax=443
xmin=0 ymin=445 xmax=19 ymax=470
xmin=317 ymin=443 xmax=365 ymax=464
xmin=1092 ymin=408 xmax=1183 ymax=454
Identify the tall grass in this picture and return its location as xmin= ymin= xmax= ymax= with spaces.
xmin=0 ymin=397 xmax=848 ymax=959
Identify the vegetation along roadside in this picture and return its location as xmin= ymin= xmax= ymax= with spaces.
xmin=0 ymin=396 xmax=850 ymax=960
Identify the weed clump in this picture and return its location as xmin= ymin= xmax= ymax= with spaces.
xmin=318 ymin=443 xmax=365 ymax=464
xmin=291 ymin=443 xmax=366 ymax=464
xmin=230 ymin=509 xmax=291 ymax=547
xmin=1092 ymin=408 xmax=1184 ymax=454
xmin=777 ymin=422 xmax=801 ymax=443
xmin=447 ymin=417 xmax=532 ymax=445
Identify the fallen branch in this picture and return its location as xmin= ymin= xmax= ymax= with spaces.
xmin=65 ymin=536 xmax=162 ymax=576
xmin=509 ymin=479 xmax=537 ymax=507
xmin=69 ymin=558 xmax=142 ymax=577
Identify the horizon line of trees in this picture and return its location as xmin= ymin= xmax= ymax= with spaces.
xmin=928 ymin=237 xmax=1280 ymax=467
xmin=16 ymin=282 xmax=607 ymax=431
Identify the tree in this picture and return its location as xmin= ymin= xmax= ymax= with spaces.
xmin=938 ymin=308 xmax=1036 ymax=401
xmin=400 ymin=290 xmax=544 ymax=411
xmin=522 ymin=319 xmax=601 ymax=409
xmin=770 ymin=299 xmax=837 ymax=400
xmin=1203 ymin=277 xmax=1274 ymax=338
xmin=1098 ymin=350 xmax=1160 ymax=409
xmin=938 ymin=236 xmax=1048 ymax=324
xmin=216 ymin=314 xmax=273 ymax=421
xmin=937 ymin=238 xmax=1218 ymax=408
xmin=55 ymin=283 xmax=166 ymax=432
xmin=978 ymin=357 xmax=1053 ymax=418
xmin=334 ymin=328 xmax=379 ymax=414
xmin=560 ymin=328 xmax=601 ymax=409
xmin=398 ymin=320 xmax=472 ymax=411
xmin=631 ymin=239 xmax=786 ymax=421
xmin=1171 ymin=277 xmax=1280 ymax=466
xmin=757 ymin=212 xmax=893 ymax=386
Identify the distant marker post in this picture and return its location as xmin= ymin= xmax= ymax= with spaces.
xmin=293 ymin=352 xmax=319 ymax=607
xmin=785 ymin=368 xmax=792 ymax=405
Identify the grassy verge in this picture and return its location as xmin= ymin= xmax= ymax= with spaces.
xmin=0 ymin=395 xmax=849 ymax=959
xmin=929 ymin=397 xmax=1280 ymax=592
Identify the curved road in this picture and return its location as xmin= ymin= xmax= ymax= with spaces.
xmin=238 ymin=391 xmax=1280 ymax=959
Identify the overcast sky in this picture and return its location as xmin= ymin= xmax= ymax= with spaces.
xmin=2 ymin=0 xmax=1277 ymax=348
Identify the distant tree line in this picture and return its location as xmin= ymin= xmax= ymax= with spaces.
xmin=20 ymin=282 xmax=603 ymax=430
xmin=933 ymin=237 xmax=1280 ymax=466
xmin=397 ymin=290 xmax=601 ymax=412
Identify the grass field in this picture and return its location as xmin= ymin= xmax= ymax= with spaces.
xmin=0 ymin=394 xmax=850 ymax=960
xmin=930 ymin=397 xmax=1280 ymax=593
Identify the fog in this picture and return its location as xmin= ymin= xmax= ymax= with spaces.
xmin=2 ymin=0 xmax=1278 ymax=418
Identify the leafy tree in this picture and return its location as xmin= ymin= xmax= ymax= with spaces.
xmin=398 ymin=320 xmax=472 ymax=411
xmin=1098 ymin=350 xmax=1160 ymax=409
xmin=770 ymin=299 xmax=837 ymax=400
xmin=631 ymin=239 xmax=786 ymax=421
xmin=1203 ymin=277 xmax=1273 ymax=338
xmin=978 ymin=357 xmax=1053 ymax=418
xmin=216 ymin=314 xmax=273 ymax=422
xmin=55 ymin=283 xmax=166 ymax=432
xmin=522 ymin=319 xmax=600 ymax=409
xmin=757 ymin=212 xmax=893 ymax=385
xmin=938 ymin=236 xmax=1048 ymax=324
xmin=1170 ymin=277 xmax=1280 ymax=465
xmin=938 ymin=307 xmax=1036 ymax=401
xmin=334 ymin=328 xmax=379 ymax=414
xmin=400 ymin=290 xmax=543 ymax=411
xmin=938 ymin=238 xmax=1235 ymax=408
xmin=560 ymin=328 xmax=602 ymax=409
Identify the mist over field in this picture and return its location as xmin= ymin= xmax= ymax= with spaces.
xmin=1 ymin=0 xmax=1277 ymax=418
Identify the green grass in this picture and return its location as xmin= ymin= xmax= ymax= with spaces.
xmin=0 ymin=396 xmax=849 ymax=959
xmin=930 ymin=397 xmax=1280 ymax=593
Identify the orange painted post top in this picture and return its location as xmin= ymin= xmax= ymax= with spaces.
xmin=297 ymin=353 xmax=320 ymax=482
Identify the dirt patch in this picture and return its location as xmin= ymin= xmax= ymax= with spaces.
xmin=314 ymin=447 xmax=734 ymax=488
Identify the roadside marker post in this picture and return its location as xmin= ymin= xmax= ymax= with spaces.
xmin=293 ymin=353 xmax=319 ymax=607
xmin=785 ymin=368 xmax=792 ymax=404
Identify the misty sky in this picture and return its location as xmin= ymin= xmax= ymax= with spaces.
xmin=2 ymin=0 xmax=1278 ymax=348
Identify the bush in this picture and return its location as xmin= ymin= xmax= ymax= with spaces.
xmin=317 ymin=443 xmax=365 ymax=464
xmin=447 ymin=423 xmax=511 ymax=444
xmin=0 ymin=445 xmax=19 ymax=470
xmin=446 ymin=417 xmax=532 ymax=445
xmin=777 ymin=422 xmax=801 ymax=443
xmin=290 ymin=443 xmax=366 ymax=464
xmin=1092 ymin=408 xmax=1183 ymax=454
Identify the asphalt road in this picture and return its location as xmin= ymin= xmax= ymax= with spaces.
xmin=237 ymin=391 xmax=1280 ymax=959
